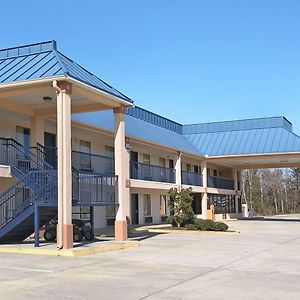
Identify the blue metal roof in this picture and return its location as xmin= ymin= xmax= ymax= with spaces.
xmin=183 ymin=117 xmax=300 ymax=156
xmin=0 ymin=41 xmax=132 ymax=103
xmin=72 ymin=107 xmax=300 ymax=157
xmin=72 ymin=110 xmax=201 ymax=156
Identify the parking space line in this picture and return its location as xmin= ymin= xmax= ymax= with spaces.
xmin=0 ymin=266 xmax=54 ymax=273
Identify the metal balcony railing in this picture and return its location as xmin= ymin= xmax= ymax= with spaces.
xmin=181 ymin=171 xmax=202 ymax=186
xmin=72 ymin=173 xmax=118 ymax=206
xmin=72 ymin=151 xmax=114 ymax=175
xmin=130 ymin=161 xmax=175 ymax=183
xmin=208 ymin=176 xmax=234 ymax=190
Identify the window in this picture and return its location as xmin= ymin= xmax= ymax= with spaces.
xmin=80 ymin=206 xmax=90 ymax=219
xmin=159 ymin=157 xmax=166 ymax=167
xmin=16 ymin=126 xmax=31 ymax=148
xmin=213 ymin=169 xmax=218 ymax=177
xmin=143 ymin=154 xmax=151 ymax=179
xmin=79 ymin=140 xmax=91 ymax=170
xmin=105 ymin=145 xmax=114 ymax=158
xmin=143 ymin=154 xmax=150 ymax=164
xmin=105 ymin=206 xmax=116 ymax=218
xmin=186 ymin=164 xmax=192 ymax=172
xmin=143 ymin=194 xmax=151 ymax=216
xmin=194 ymin=165 xmax=199 ymax=173
xmin=160 ymin=195 xmax=167 ymax=215
xmin=105 ymin=145 xmax=114 ymax=174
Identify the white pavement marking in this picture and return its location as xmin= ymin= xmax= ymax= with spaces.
xmin=0 ymin=266 xmax=54 ymax=273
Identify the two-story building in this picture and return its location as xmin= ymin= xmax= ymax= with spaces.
xmin=1 ymin=41 xmax=300 ymax=249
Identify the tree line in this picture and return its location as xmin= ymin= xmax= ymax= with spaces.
xmin=242 ymin=168 xmax=300 ymax=216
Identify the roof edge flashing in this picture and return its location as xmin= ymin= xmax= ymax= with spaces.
xmin=0 ymin=41 xmax=57 ymax=59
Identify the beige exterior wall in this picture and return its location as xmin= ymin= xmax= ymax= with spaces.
xmin=0 ymin=109 xmax=240 ymax=227
xmin=130 ymin=188 xmax=170 ymax=225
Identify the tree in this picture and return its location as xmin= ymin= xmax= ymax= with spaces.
xmin=241 ymin=168 xmax=300 ymax=216
xmin=168 ymin=187 xmax=194 ymax=227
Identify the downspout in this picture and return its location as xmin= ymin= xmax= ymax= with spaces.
xmin=52 ymin=80 xmax=63 ymax=249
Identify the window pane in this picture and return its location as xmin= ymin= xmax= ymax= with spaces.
xmin=105 ymin=206 xmax=115 ymax=218
xmin=105 ymin=146 xmax=114 ymax=158
xmin=143 ymin=154 xmax=150 ymax=164
xmin=79 ymin=140 xmax=91 ymax=169
xmin=143 ymin=194 xmax=151 ymax=216
xmin=159 ymin=158 xmax=166 ymax=167
xmin=80 ymin=206 xmax=90 ymax=219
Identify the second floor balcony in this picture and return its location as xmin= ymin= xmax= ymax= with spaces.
xmin=130 ymin=161 xmax=175 ymax=183
xmin=182 ymin=171 xmax=202 ymax=186
xmin=208 ymin=175 xmax=234 ymax=190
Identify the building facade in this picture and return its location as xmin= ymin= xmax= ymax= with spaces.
xmin=1 ymin=41 xmax=300 ymax=249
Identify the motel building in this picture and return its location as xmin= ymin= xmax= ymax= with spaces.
xmin=1 ymin=41 xmax=300 ymax=249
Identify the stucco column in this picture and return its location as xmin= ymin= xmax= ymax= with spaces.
xmin=175 ymin=151 xmax=182 ymax=190
xmin=114 ymin=106 xmax=129 ymax=241
xmin=201 ymin=160 xmax=208 ymax=219
xmin=56 ymin=82 xmax=73 ymax=249
xmin=31 ymin=116 xmax=44 ymax=147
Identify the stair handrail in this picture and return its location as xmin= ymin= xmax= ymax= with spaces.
xmin=0 ymin=137 xmax=54 ymax=171
xmin=0 ymin=170 xmax=57 ymax=228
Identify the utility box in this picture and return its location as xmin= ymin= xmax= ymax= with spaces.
xmin=242 ymin=204 xmax=248 ymax=217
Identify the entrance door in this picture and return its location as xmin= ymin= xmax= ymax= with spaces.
xmin=131 ymin=193 xmax=139 ymax=225
xmin=130 ymin=151 xmax=138 ymax=179
xmin=44 ymin=132 xmax=56 ymax=167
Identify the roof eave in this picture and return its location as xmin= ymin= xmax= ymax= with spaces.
xmin=207 ymin=151 xmax=300 ymax=159
xmin=66 ymin=76 xmax=134 ymax=108
xmin=0 ymin=75 xmax=134 ymax=108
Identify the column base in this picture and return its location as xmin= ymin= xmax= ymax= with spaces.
xmin=114 ymin=220 xmax=128 ymax=241
xmin=63 ymin=224 xmax=73 ymax=249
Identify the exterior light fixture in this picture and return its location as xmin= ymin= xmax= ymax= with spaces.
xmin=43 ymin=96 xmax=52 ymax=103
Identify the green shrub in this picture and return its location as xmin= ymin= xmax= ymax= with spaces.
xmin=168 ymin=188 xmax=194 ymax=227
xmin=185 ymin=224 xmax=197 ymax=230
xmin=192 ymin=219 xmax=228 ymax=232
xmin=194 ymin=219 xmax=215 ymax=231
xmin=166 ymin=216 xmax=177 ymax=227
xmin=213 ymin=221 xmax=228 ymax=232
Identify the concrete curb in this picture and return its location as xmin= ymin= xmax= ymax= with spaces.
xmin=0 ymin=241 xmax=140 ymax=257
xmin=140 ymin=228 xmax=240 ymax=235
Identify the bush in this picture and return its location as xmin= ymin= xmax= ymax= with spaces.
xmin=193 ymin=219 xmax=228 ymax=232
xmin=194 ymin=219 xmax=215 ymax=231
xmin=166 ymin=216 xmax=177 ymax=227
xmin=185 ymin=224 xmax=197 ymax=230
xmin=168 ymin=188 xmax=194 ymax=227
xmin=213 ymin=221 xmax=228 ymax=232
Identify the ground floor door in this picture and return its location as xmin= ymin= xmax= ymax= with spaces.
xmin=192 ymin=193 xmax=202 ymax=214
xmin=131 ymin=193 xmax=139 ymax=225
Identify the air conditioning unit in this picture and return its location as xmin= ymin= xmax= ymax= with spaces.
xmin=144 ymin=216 xmax=153 ymax=224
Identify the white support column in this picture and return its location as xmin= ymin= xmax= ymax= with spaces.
xmin=31 ymin=116 xmax=44 ymax=147
xmin=201 ymin=160 xmax=208 ymax=219
xmin=114 ymin=106 xmax=129 ymax=241
xmin=175 ymin=151 xmax=182 ymax=189
xmin=55 ymin=81 xmax=73 ymax=249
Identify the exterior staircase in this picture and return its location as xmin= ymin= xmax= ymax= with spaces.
xmin=0 ymin=138 xmax=57 ymax=242
xmin=0 ymin=138 xmax=118 ymax=243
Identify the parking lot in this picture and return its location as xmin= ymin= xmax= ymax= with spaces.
xmin=1 ymin=217 xmax=300 ymax=300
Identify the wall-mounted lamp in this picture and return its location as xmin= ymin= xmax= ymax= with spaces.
xmin=43 ymin=96 xmax=52 ymax=103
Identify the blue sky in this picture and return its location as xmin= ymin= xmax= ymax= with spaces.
xmin=1 ymin=1 xmax=300 ymax=131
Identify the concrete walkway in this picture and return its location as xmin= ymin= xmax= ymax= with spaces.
xmin=0 ymin=217 xmax=300 ymax=299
